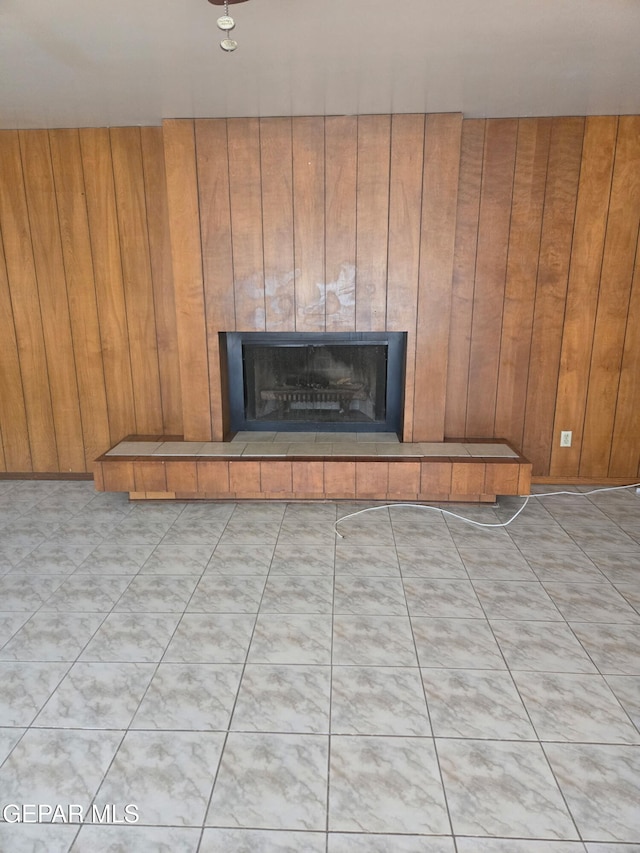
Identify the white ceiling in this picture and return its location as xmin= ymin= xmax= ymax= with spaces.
xmin=1 ymin=0 xmax=639 ymax=129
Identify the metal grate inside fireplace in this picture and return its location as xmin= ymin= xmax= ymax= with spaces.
xmin=222 ymin=332 xmax=406 ymax=433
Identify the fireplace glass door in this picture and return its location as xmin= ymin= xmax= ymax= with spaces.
xmin=223 ymin=332 xmax=406 ymax=433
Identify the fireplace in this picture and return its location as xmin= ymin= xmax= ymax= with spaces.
xmin=221 ymin=332 xmax=406 ymax=433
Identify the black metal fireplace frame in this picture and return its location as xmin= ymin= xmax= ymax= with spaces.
xmin=221 ymin=331 xmax=406 ymax=434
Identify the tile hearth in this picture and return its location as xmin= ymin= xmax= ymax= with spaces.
xmin=0 ymin=478 xmax=639 ymax=850
xmin=96 ymin=435 xmax=531 ymax=503
xmin=105 ymin=434 xmax=522 ymax=458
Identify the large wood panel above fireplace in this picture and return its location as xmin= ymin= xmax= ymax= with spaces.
xmin=163 ymin=113 xmax=462 ymax=444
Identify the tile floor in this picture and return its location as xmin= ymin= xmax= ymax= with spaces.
xmin=0 ymin=478 xmax=639 ymax=852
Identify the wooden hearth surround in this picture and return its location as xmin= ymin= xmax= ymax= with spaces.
xmin=94 ymin=438 xmax=531 ymax=503
xmin=95 ymin=115 xmax=533 ymax=501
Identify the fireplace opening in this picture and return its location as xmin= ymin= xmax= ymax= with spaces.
xmin=222 ymin=332 xmax=406 ymax=433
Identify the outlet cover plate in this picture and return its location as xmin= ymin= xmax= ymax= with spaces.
xmin=560 ymin=431 xmax=572 ymax=447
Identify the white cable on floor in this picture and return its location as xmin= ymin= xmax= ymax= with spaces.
xmin=333 ymin=482 xmax=640 ymax=538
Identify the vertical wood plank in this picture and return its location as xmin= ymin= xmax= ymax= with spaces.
xmin=494 ymin=118 xmax=551 ymax=450
xmin=484 ymin=461 xmax=520 ymax=495
xmin=386 ymin=114 xmax=426 ymax=441
xmin=260 ymin=118 xmax=295 ymax=332
xmin=420 ymin=460 xmax=452 ymax=495
xmin=325 ymin=116 xmax=357 ymax=332
xmin=451 ymin=461 xmax=486 ymax=495
xmin=110 ymin=127 xmax=164 ymax=435
xmin=355 ymin=461 xmax=389 ymax=497
xmin=522 ymin=117 xmax=584 ymax=475
xmin=518 ymin=463 xmax=532 ymax=495
xmin=292 ymin=116 xmax=325 ymax=331
xmin=465 ymin=119 xmax=518 ymax=437
xmin=165 ymin=460 xmax=198 ymax=493
xmin=445 ymin=119 xmax=485 ymax=437
xmin=133 ymin=460 xmax=167 ymax=493
xmin=324 ymin=461 xmax=356 ymax=496
xmin=197 ymin=460 xmax=230 ymax=493
xmin=387 ymin=461 xmax=421 ymax=496
xmin=355 ymin=115 xmax=391 ymax=333
xmin=291 ymin=460 xmax=324 ymax=494
xmin=140 ymin=126 xmax=183 ymax=436
xmin=0 ymin=131 xmax=58 ymax=471
xmin=93 ymin=460 xmax=105 ymax=491
xmin=260 ymin=461 xmax=293 ymax=493
xmin=19 ymin=130 xmax=86 ymax=472
xmin=0 ymin=233 xmax=31 ymax=470
xmin=195 ymin=119 xmax=235 ymax=440
xmin=228 ymin=460 xmax=260 ymax=493
xmin=80 ymin=127 xmax=137 ymax=444
xmin=102 ymin=460 xmax=135 ymax=492
xmin=549 ymin=116 xmax=617 ymax=477
xmin=413 ymin=113 xmax=462 ymax=441
xmin=227 ymin=118 xmax=266 ymax=331
xmin=580 ymin=115 xmax=640 ymax=478
xmin=163 ymin=119 xmax=212 ymax=440
xmin=609 ymin=240 xmax=640 ymax=477
xmin=49 ymin=128 xmax=112 ymax=467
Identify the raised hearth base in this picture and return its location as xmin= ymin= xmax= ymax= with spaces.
xmin=94 ymin=437 xmax=531 ymax=503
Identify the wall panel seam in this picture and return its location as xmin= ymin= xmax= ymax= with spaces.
xmin=577 ymin=119 xmax=620 ymax=476
xmin=139 ymin=126 xmax=167 ymax=436
xmin=17 ymin=130 xmax=60 ymax=470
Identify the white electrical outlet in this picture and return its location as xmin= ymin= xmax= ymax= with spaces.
xmin=560 ymin=431 xmax=572 ymax=447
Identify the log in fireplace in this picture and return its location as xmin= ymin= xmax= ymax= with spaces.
xmin=221 ymin=332 xmax=406 ymax=434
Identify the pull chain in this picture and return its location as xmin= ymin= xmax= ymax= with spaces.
xmin=218 ymin=0 xmax=237 ymax=50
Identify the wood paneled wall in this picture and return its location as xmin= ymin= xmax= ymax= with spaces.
xmin=1 ymin=113 xmax=639 ymax=481
xmin=447 ymin=115 xmax=640 ymax=478
xmin=0 ymin=127 xmax=181 ymax=473
xmin=163 ymin=114 xmax=463 ymax=444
